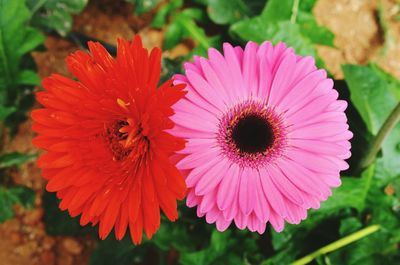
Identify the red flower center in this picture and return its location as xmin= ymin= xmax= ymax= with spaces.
xmin=104 ymin=119 xmax=149 ymax=162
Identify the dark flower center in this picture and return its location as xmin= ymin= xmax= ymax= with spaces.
xmin=232 ymin=114 xmax=274 ymax=154
xmin=218 ymin=100 xmax=286 ymax=168
xmin=105 ymin=120 xmax=133 ymax=161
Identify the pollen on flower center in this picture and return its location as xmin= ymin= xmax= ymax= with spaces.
xmin=218 ymin=100 xmax=287 ymax=168
xmin=105 ymin=120 xmax=134 ymax=161
xmin=105 ymin=118 xmax=150 ymax=162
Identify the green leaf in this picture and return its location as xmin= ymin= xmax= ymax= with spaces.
xmin=8 ymin=186 xmax=35 ymax=209
xmin=154 ymin=1 xmax=218 ymax=51
xmin=17 ymin=27 xmax=46 ymax=56
xmin=0 ymin=186 xmax=35 ymax=223
xmin=180 ymin=230 xmax=232 ymax=265
xmin=299 ymin=0 xmax=317 ymax=12
xmin=261 ymin=0 xmax=294 ymax=22
xmin=343 ymin=64 xmax=400 ymax=178
xmin=27 ymin=0 xmax=88 ymax=36
xmin=327 ymin=168 xmax=400 ymax=264
xmin=181 ymin=8 xmax=206 ymax=21
xmin=44 ymin=0 xmax=87 ymax=13
xmin=231 ymin=20 xmax=317 ymax=58
xmin=0 ymin=0 xmax=44 ymax=124
xmin=0 ymin=187 xmax=19 ymax=222
xmin=0 ymin=0 xmax=43 ymax=88
xmin=163 ymin=22 xmax=183 ymax=50
xmin=16 ymin=70 xmax=41 ymax=86
xmin=90 ymin=236 xmax=147 ymax=265
xmin=174 ymin=12 xmax=214 ymax=50
xmin=342 ymin=64 xmax=398 ymax=135
xmin=0 ymin=152 xmax=37 ymax=169
xmin=151 ymin=3 xmax=173 ymax=28
xmin=169 ymin=0 xmax=183 ymax=9
xmin=179 ymin=229 xmax=260 ymax=265
xmin=230 ymin=0 xmax=334 ymax=67
xmin=297 ymin=12 xmax=334 ymax=47
xmin=187 ymin=35 xmax=221 ymax=58
xmin=206 ymin=0 xmax=250 ymax=25
xmin=35 ymin=11 xmax=72 ymax=37
xmin=319 ymin=166 xmax=375 ymax=213
xmin=339 ymin=217 xmax=363 ymax=236
xmin=0 ymin=106 xmax=16 ymax=120
xmin=153 ymin=219 xmax=200 ymax=253
xmin=376 ymin=122 xmax=400 ymax=180
xmin=369 ymin=65 xmax=400 ymax=101
xmin=126 ymin=0 xmax=161 ymax=15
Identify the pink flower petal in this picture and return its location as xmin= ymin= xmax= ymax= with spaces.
xmin=186 ymin=188 xmax=201 ymax=207
xmin=242 ymin=42 xmax=259 ymax=97
xmin=177 ymin=148 xmax=220 ymax=169
xmin=259 ymin=167 xmax=288 ymax=218
xmin=217 ymin=163 xmax=240 ymax=211
xmin=195 ymin=158 xmax=229 ymax=196
xmin=169 ymin=40 xmax=352 ymax=235
xmin=185 ymin=158 xmax=221 ymax=187
xmin=234 ymin=211 xmax=249 ymax=230
xmin=198 ymin=189 xmax=217 ymax=214
xmin=216 ymin=217 xmax=231 ymax=231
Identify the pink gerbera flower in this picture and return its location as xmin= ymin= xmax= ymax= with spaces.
xmin=169 ymin=41 xmax=352 ymax=233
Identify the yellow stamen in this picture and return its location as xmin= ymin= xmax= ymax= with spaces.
xmin=117 ymin=98 xmax=130 ymax=111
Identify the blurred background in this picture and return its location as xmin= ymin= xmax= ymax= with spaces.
xmin=0 ymin=0 xmax=399 ymax=264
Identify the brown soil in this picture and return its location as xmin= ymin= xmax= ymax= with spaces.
xmin=315 ymin=0 xmax=400 ymax=79
xmin=1 ymin=0 xmax=399 ymax=265
xmin=372 ymin=0 xmax=400 ymax=78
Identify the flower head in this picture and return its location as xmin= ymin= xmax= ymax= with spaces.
xmin=32 ymin=36 xmax=187 ymax=244
xmin=169 ymin=41 xmax=352 ymax=233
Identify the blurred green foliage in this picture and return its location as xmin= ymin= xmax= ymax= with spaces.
xmin=152 ymin=0 xmax=220 ymax=56
xmin=27 ymin=0 xmax=88 ymax=36
xmin=42 ymin=191 xmax=94 ymax=236
xmin=0 ymin=152 xmax=37 ymax=168
xmin=343 ymin=64 xmax=400 ymax=178
xmin=205 ymin=0 xmax=264 ymax=25
xmin=230 ymin=0 xmax=334 ymax=67
xmin=127 ymin=0 xmax=161 ymax=15
xmin=0 ymin=186 xmax=35 ymax=222
xmin=0 ymin=0 xmax=41 ymax=224
xmin=0 ymin=0 xmax=44 ymax=132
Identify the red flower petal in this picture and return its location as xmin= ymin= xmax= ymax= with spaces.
xmin=32 ymin=36 xmax=187 ymax=244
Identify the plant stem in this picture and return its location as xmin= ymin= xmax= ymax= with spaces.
xmin=291 ymin=225 xmax=381 ymax=265
xmin=359 ymin=102 xmax=400 ymax=171
xmin=290 ymin=0 xmax=300 ymax=24
xmin=176 ymin=15 xmax=210 ymax=50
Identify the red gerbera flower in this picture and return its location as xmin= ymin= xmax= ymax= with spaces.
xmin=31 ymin=36 xmax=187 ymax=244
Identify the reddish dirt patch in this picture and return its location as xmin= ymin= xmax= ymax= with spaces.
xmin=72 ymin=0 xmax=165 ymax=50
xmin=0 ymin=112 xmax=95 ymax=265
xmin=32 ymin=37 xmax=78 ymax=79
xmin=72 ymin=0 xmax=135 ymax=46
